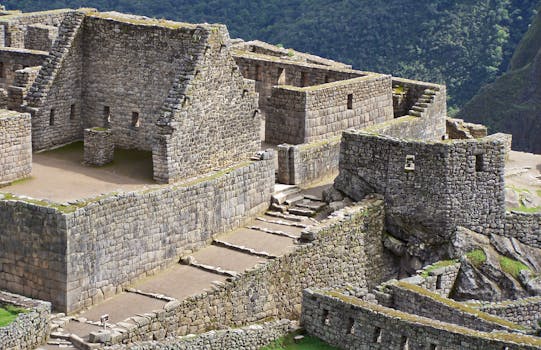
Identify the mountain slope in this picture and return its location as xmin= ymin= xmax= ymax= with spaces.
xmin=1 ymin=0 xmax=539 ymax=110
xmin=460 ymin=9 xmax=541 ymax=153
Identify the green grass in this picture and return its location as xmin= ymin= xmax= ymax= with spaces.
xmin=500 ymin=257 xmax=530 ymax=280
xmin=421 ymin=259 xmax=459 ymax=277
xmin=509 ymin=206 xmax=541 ymax=213
xmin=261 ymin=331 xmax=338 ymax=350
xmin=0 ymin=305 xmax=27 ymax=327
xmin=466 ymin=249 xmax=487 ymax=267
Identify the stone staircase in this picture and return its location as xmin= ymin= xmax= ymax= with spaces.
xmin=406 ymin=88 xmax=439 ymax=118
xmin=39 ymin=184 xmax=331 ymax=350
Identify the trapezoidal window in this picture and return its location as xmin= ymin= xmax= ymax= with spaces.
xmin=132 ymin=112 xmax=140 ymax=128
xmin=300 ymin=71 xmax=308 ymax=87
xmin=103 ymin=106 xmax=111 ymax=126
xmin=322 ymin=309 xmax=330 ymax=326
xmin=401 ymin=336 xmax=409 ymax=350
xmin=49 ymin=108 xmax=55 ymax=126
xmin=70 ymin=104 xmax=76 ymax=120
xmin=373 ymin=327 xmax=382 ymax=343
xmin=436 ymin=274 xmax=443 ymax=290
xmin=255 ymin=64 xmax=262 ymax=81
xmin=0 ymin=62 xmax=4 ymax=78
xmin=475 ymin=154 xmax=484 ymax=172
xmin=346 ymin=317 xmax=355 ymax=335
xmin=277 ymin=67 xmax=286 ymax=85
xmin=347 ymin=94 xmax=353 ymax=109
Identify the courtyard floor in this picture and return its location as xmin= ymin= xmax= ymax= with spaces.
xmin=0 ymin=142 xmax=155 ymax=203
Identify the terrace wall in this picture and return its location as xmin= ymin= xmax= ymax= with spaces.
xmin=301 ymin=289 xmax=541 ymax=350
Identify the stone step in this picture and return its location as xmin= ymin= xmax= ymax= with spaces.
xmin=304 ymin=194 xmax=323 ymax=202
xmin=295 ymin=199 xmax=326 ymax=211
xmin=408 ymin=110 xmax=422 ymax=117
xmin=188 ymin=245 xmax=268 ymax=274
xmin=411 ymin=105 xmax=426 ymax=112
xmin=270 ymin=203 xmax=287 ymax=213
xmin=248 ymin=225 xmax=301 ymax=240
xmin=212 ymin=239 xmax=278 ymax=259
xmin=288 ymin=207 xmax=316 ymax=217
xmin=272 ymin=185 xmax=302 ymax=205
xmin=285 ymin=195 xmax=304 ymax=206
xmin=256 ymin=216 xmax=308 ymax=229
xmin=180 ymin=256 xmax=239 ymax=277
xmin=265 ymin=211 xmax=307 ymax=222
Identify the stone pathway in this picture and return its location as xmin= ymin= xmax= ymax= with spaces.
xmin=40 ymin=183 xmax=331 ymax=349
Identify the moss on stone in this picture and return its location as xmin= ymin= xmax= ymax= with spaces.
xmin=500 ymin=256 xmax=530 ymax=280
xmin=465 ymin=249 xmax=487 ymax=267
xmin=420 ymin=259 xmax=459 ymax=277
xmin=88 ymin=11 xmax=197 ymax=29
xmin=298 ymin=136 xmax=341 ymax=151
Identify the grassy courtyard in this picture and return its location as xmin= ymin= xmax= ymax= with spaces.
xmin=261 ymin=332 xmax=338 ymax=350
xmin=0 ymin=305 xmax=26 ymax=327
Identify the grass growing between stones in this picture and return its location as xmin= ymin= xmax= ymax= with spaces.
xmin=261 ymin=331 xmax=338 ymax=350
xmin=500 ymin=257 xmax=530 ymax=280
xmin=466 ymin=249 xmax=487 ymax=267
xmin=0 ymin=305 xmax=26 ymax=327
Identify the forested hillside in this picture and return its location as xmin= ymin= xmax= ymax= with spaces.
xmin=2 ymin=0 xmax=539 ymax=111
xmin=460 ymin=9 xmax=541 ymax=153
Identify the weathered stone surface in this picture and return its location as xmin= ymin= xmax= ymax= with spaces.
xmin=0 ymin=110 xmax=31 ymax=184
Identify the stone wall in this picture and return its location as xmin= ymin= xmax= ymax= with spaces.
xmin=234 ymin=53 xmax=362 ymax=125
xmin=265 ymin=74 xmax=393 ymax=145
xmin=107 ymin=320 xmax=294 ymax=350
xmin=0 ymin=110 xmax=32 ymax=185
xmin=0 ymin=157 xmax=274 ymax=313
xmin=26 ymin=10 xmax=86 ymax=150
xmin=24 ymin=24 xmax=58 ymax=52
xmin=472 ymin=296 xmax=541 ymax=328
xmin=83 ymin=127 xmax=114 ymax=166
xmin=0 ymin=199 xmax=67 ymax=309
xmin=0 ymin=9 xmax=72 ymax=48
xmin=153 ymin=24 xmax=260 ymax=183
xmin=385 ymin=282 xmax=519 ymax=332
xmin=86 ymin=198 xmax=386 ymax=344
xmin=0 ymin=291 xmax=51 ymax=350
xmin=277 ymin=136 xmax=340 ymax=185
xmin=65 ymin=157 xmax=274 ymax=313
xmin=334 ymin=131 xmax=507 ymax=257
xmin=7 ymin=65 xmax=40 ymax=111
xmin=0 ymin=47 xmax=48 ymax=89
xmin=301 ymin=289 xmax=541 ymax=350
xmin=504 ymin=211 xmax=541 ymax=249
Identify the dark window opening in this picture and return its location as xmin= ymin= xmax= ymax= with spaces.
xmin=277 ymin=67 xmax=286 ymax=85
xmin=103 ymin=106 xmax=111 ymax=126
xmin=346 ymin=318 xmax=355 ymax=335
xmin=300 ymin=72 xmax=308 ymax=87
xmin=132 ymin=112 xmax=140 ymax=128
xmin=429 ymin=344 xmax=438 ymax=350
xmin=373 ymin=327 xmax=382 ymax=343
xmin=70 ymin=104 xmax=76 ymax=120
xmin=401 ymin=336 xmax=409 ymax=350
xmin=324 ymin=75 xmax=330 ymax=83
xmin=476 ymin=154 xmax=484 ymax=172
xmin=49 ymin=108 xmax=55 ymax=126
xmin=255 ymin=64 xmax=262 ymax=81
xmin=322 ymin=309 xmax=330 ymax=326
xmin=0 ymin=62 xmax=4 ymax=78
xmin=242 ymin=89 xmax=249 ymax=97
xmin=347 ymin=94 xmax=353 ymax=109
xmin=436 ymin=274 xmax=443 ymax=290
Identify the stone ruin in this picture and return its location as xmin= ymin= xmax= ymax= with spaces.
xmin=0 ymin=5 xmax=539 ymax=350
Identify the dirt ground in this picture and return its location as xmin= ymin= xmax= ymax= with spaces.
xmin=0 ymin=142 xmax=155 ymax=203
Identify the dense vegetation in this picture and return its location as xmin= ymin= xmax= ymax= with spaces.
xmin=459 ymin=8 xmax=541 ymax=153
xmin=3 ymin=0 xmax=539 ymax=110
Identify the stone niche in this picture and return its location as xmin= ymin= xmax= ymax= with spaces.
xmin=84 ymin=127 xmax=114 ymax=166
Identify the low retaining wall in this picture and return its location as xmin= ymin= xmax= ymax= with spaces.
xmin=107 ymin=320 xmax=294 ymax=350
xmin=470 ymin=296 xmax=541 ymax=328
xmin=0 ymin=291 xmax=51 ymax=350
xmin=301 ymin=289 xmax=541 ymax=350
xmin=505 ymin=211 xmax=541 ymax=249
xmin=277 ymin=136 xmax=340 ymax=185
xmin=89 ymin=198 xmax=386 ymax=344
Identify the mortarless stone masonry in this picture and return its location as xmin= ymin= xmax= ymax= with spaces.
xmin=301 ymin=289 xmax=541 ymax=350
xmin=83 ymin=127 xmax=114 ymax=166
xmin=0 ymin=291 xmax=51 ymax=350
xmin=0 ymin=109 xmax=31 ymax=185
